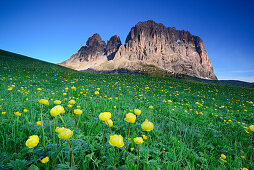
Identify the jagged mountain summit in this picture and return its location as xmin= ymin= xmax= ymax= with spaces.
xmin=60 ymin=20 xmax=217 ymax=80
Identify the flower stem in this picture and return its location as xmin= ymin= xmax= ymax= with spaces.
xmin=59 ymin=114 xmax=66 ymax=128
xmin=40 ymin=104 xmax=46 ymax=148
xmin=125 ymin=123 xmax=130 ymax=164
xmin=114 ymin=147 xmax=117 ymax=169
xmin=137 ymin=144 xmax=140 ymax=170
xmin=67 ymin=139 xmax=74 ymax=167
xmin=73 ymin=115 xmax=78 ymax=130
xmin=146 ymin=131 xmax=149 ymax=163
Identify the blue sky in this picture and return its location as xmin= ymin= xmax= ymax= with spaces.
xmin=0 ymin=0 xmax=254 ymax=82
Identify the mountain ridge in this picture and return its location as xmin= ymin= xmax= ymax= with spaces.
xmin=61 ymin=20 xmax=216 ymax=80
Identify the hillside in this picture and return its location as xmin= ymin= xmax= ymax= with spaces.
xmin=0 ymin=49 xmax=253 ymax=169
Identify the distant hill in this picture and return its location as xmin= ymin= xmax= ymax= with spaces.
xmin=1 ymin=49 xmax=253 ymax=88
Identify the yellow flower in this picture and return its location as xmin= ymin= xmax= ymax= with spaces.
xmin=63 ymin=93 xmax=67 ymax=96
xmin=54 ymin=100 xmax=62 ymax=105
xmin=65 ymin=87 xmax=68 ymax=92
xmin=58 ymin=128 xmax=73 ymax=140
xmin=71 ymin=86 xmax=76 ymax=91
xmin=105 ymin=119 xmax=113 ymax=127
xmin=113 ymin=106 xmax=116 ymax=109
xmin=124 ymin=113 xmax=136 ymax=123
xmin=149 ymin=106 xmax=153 ymax=109
xmin=25 ymin=135 xmax=39 ymax=149
xmin=109 ymin=135 xmax=124 ymax=148
xmin=99 ymin=112 xmax=111 ymax=121
xmin=74 ymin=109 xmax=83 ymax=115
xmin=94 ymin=91 xmax=99 ymax=95
xmin=68 ymin=100 xmax=76 ymax=105
xmin=2 ymin=112 xmax=6 ymax=115
xmin=14 ymin=111 xmax=22 ymax=116
xmin=97 ymin=88 xmax=100 ymax=91
xmin=220 ymin=154 xmax=226 ymax=159
xmin=23 ymin=109 xmax=28 ymax=113
xmin=250 ymin=125 xmax=254 ymax=132
xmin=134 ymin=109 xmax=141 ymax=116
xmin=241 ymin=155 xmax=246 ymax=159
xmin=8 ymin=87 xmax=13 ymax=91
xmin=241 ymin=168 xmax=248 ymax=170
xmin=50 ymin=105 xmax=64 ymax=117
xmin=37 ymin=88 xmax=42 ymax=91
xmin=142 ymin=135 xmax=148 ymax=140
xmin=141 ymin=119 xmax=154 ymax=131
xmin=55 ymin=127 xmax=65 ymax=133
xmin=133 ymin=137 xmax=144 ymax=144
xmin=39 ymin=99 xmax=49 ymax=105
xmin=67 ymin=104 xmax=73 ymax=108
xmin=36 ymin=121 xmax=42 ymax=126
xmin=77 ymin=105 xmax=81 ymax=108
xmin=131 ymin=147 xmax=134 ymax=151
xmin=40 ymin=156 xmax=49 ymax=163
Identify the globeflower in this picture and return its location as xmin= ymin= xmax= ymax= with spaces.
xmin=40 ymin=156 xmax=49 ymax=163
xmin=37 ymin=88 xmax=42 ymax=91
xmin=71 ymin=86 xmax=76 ymax=91
xmin=141 ymin=119 xmax=154 ymax=131
xmin=105 ymin=119 xmax=113 ymax=127
xmin=109 ymin=135 xmax=124 ymax=148
xmin=133 ymin=137 xmax=144 ymax=144
xmin=23 ymin=109 xmax=28 ymax=113
xmin=36 ymin=121 xmax=42 ymax=126
xmin=220 ymin=154 xmax=226 ymax=160
xmin=54 ymin=100 xmax=62 ymax=105
xmin=94 ymin=91 xmax=99 ymax=95
xmin=58 ymin=128 xmax=73 ymax=140
xmin=99 ymin=112 xmax=111 ymax=121
xmin=39 ymin=99 xmax=49 ymax=106
xmin=143 ymin=135 xmax=148 ymax=140
xmin=8 ymin=87 xmax=13 ymax=91
xmin=68 ymin=100 xmax=76 ymax=105
xmin=149 ymin=106 xmax=153 ymax=109
xmin=124 ymin=113 xmax=136 ymax=123
xmin=50 ymin=105 xmax=64 ymax=117
xmin=74 ymin=109 xmax=82 ymax=115
xmin=14 ymin=111 xmax=21 ymax=116
xmin=55 ymin=127 xmax=66 ymax=133
xmin=134 ymin=109 xmax=141 ymax=116
xmin=25 ymin=135 xmax=39 ymax=149
xmin=250 ymin=125 xmax=254 ymax=132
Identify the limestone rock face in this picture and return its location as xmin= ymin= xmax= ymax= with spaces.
xmin=60 ymin=20 xmax=217 ymax=80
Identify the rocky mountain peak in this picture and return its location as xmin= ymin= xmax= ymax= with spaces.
xmin=106 ymin=35 xmax=121 ymax=60
xmin=60 ymin=20 xmax=217 ymax=80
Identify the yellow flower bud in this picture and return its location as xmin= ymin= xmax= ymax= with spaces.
xmin=124 ymin=113 xmax=136 ymax=123
xmin=25 ymin=135 xmax=39 ymax=149
xmin=55 ymin=127 xmax=65 ymax=133
xmin=148 ymin=106 xmax=153 ymax=109
xmin=109 ymin=135 xmax=124 ymax=148
xmin=36 ymin=121 xmax=42 ymax=126
xmin=134 ymin=109 xmax=141 ymax=116
xmin=39 ymin=99 xmax=49 ymax=105
xmin=58 ymin=128 xmax=73 ymax=140
xmin=141 ymin=119 xmax=154 ymax=131
xmin=133 ymin=137 xmax=144 ymax=144
xmin=220 ymin=154 xmax=226 ymax=159
xmin=50 ymin=105 xmax=64 ymax=117
xmin=68 ymin=100 xmax=76 ymax=105
xmin=40 ymin=156 xmax=49 ymax=163
xmin=105 ymin=119 xmax=113 ymax=127
xmin=74 ymin=109 xmax=82 ymax=115
xmin=250 ymin=125 xmax=254 ymax=132
xmin=142 ymin=135 xmax=148 ymax=140
xmin=54 ymin=100 xmax=62 ymax=105
xmin=14 ymin=111 xmax=21 ymax=116
xmin=99 ymin=112 xmax=111 ymax=121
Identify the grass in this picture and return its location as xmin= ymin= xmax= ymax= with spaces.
xmin=0 ymin=49 xmax=253 ymax=169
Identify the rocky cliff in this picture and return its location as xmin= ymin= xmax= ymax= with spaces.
xmin=60 ymin=20 xmax=217 ymax=80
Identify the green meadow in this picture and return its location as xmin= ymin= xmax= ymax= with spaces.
xmin=0 ymin=49 xmax=253 ymax=170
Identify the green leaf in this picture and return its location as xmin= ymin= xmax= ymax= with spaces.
xmin=28 ymin=164 xmax=40 ymax=170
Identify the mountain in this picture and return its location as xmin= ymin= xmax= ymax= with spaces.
xmin=60 ymin=20 xmax=217 ymax=80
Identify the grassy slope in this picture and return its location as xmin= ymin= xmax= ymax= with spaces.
xmin=0 ymin=49 xmax=253 ymax=169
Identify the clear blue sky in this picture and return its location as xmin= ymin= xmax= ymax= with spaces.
xmin=0 ymin=0 xmax=254 ymax=82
